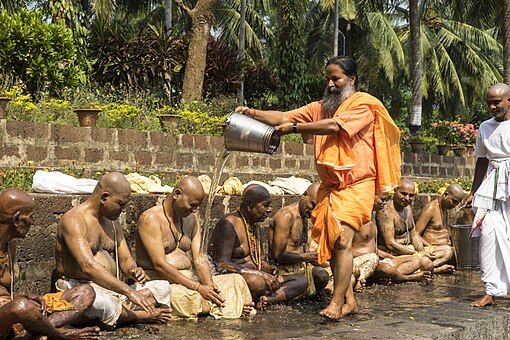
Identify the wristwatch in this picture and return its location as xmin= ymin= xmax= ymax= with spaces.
xmin=292 ymin=122 xmax=298 ymax=133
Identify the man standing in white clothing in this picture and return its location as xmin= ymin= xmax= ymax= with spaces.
xmin=467 ymin=83 xmax=510 ymax=307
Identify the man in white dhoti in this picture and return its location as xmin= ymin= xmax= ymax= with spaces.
xmin=55 ymin=172 xmax=172 ymax=328
xmin=466 ymin=83 xmax=510 ymax=307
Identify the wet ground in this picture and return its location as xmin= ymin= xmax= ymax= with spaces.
xmin=108 ymin=271 xmax=510 ymax=339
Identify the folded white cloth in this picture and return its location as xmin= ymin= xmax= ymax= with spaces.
xmin=268 ymin=176 xmax=312 ymax=195
xmin=242 ymin=180 xmax=285 ymax=196
xmin=32 ymin=170 xmax=98 ymax=194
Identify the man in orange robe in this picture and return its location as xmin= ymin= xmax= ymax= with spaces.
xmin=236 ymin=55 xmax=401 ymax=319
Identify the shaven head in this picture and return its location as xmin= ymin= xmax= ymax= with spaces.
xmin=487 ymin=83 xmax=510 ymax=122
xmin=300 ymin=182 xmax=320 ymax=218
xmin=241 ymin=184 xmax=272 ymax=223
xmin=0 ymin=188 xmax=35 ymax=224
xmin=174 ymin=175 xmax=205 ymax=199
xmin=94 ymin=172 xmax=131 ymax=197
xmin=443 ymin=183 xmax=465 ymax=209
xmin=242 ymin=184 xmax=270 ymax=205
xmin=171 ymin=176 xmax=206 ymax=217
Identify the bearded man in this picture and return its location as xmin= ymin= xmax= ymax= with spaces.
xmin=235 ymin=56 xmax=401 ymax=319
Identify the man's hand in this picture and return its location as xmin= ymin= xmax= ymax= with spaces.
xmin=420 ymin=251 xmax=436 ymax=260
xmin=261 ymin=272 xmax=280 ymax=293
xmin=197 ymin=283 xmax=226 ymax=307
xmin=275 ymin=122 xmax=293 ymax=136
xmin=235 ymin=106 xmax=255 ymax=117
xmin=302 ymin=252 xmax=318 ymax=263
xmin=126 ymin=290 xmax=155 ymax=314
xmin=463 ymin=194 xmax=474 ymax=208
xmin=129 ymin=267 xmax=148 ymax=285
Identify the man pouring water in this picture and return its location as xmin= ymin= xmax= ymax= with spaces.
xmin=235 ymin=55 xmax=401 ymax=320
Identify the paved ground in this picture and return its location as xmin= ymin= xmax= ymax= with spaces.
xmin=107 ymin=271 xmax=510 ymax=339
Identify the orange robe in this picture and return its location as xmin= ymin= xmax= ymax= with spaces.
xmin=287 ymin=92 xmax=401 ymax=263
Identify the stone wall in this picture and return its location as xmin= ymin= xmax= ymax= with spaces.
xmin=12 ymin=192 xmax=467 ymax=295
xmin=0 ymin=119 xmax=475 ymax=181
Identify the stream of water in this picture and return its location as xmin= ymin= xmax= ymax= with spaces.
xmin=200 ymin=147 xmax=231 ymax=253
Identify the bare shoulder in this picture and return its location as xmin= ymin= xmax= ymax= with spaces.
xmin=138 ymin=205 xmax=163 ymax=230
xmin=273 ymin=208 xmax=294 ymax=228
xmin=59 ymin=206 xmax=86 ymax=232
xmin=419 ymin=200 xmax=437 ymax=216
xmin=376 ymin=203 xmax=393 ymax=220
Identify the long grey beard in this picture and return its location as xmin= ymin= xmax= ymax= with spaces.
xmin=321 ymin=83 xmax=355 ymax=118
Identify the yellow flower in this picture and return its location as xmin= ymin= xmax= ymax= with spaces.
xmin=71 ymin=160 xmax=76 ymax=164
xmin=27 ymin=160 xmax=33 ymax=165
xmin=19 ymin=173 xmax=24 ymax=177
xmin=0 ymin=172 xmax=5 ymax=177
xmin=96 ymin=171 xmax=102 ymax=175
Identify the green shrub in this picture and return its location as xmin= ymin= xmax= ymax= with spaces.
xmin=0 ymin=9 xmax=84 ymax=96
xmin=416 ymin=178 xmax=472 ymax=194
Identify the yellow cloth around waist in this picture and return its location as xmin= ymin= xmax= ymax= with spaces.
xmin=312 ymin=179 xmax=375 ymax=264
xmin=277 ymin=262 xmax=317 ymax=299
xmin=42 ymin=291 xmax=75 ymax=313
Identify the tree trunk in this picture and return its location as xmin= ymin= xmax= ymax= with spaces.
xmin=237 ymin=0 xmax=247 ymax=105
xmin=164 ymin=0 xmax=172 ymax=34
xmin=408 ymin=0 xmax=422 ymax=131
xmin=333 ymin=0 xmax=339 ymax=56
xmin=504 ymin=0 xmax=510 ymax=84
xmin=179 ymin=0 xmax=217 ymax=103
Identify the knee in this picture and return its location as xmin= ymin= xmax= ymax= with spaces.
xmin=420 ymin=256 xmax=434 ymax=271
xmin=74 ymin=284 xmax=96 ymax=310
xmin=244 ymin=275 xmax=266 ymax=297
xmin=312 ymin=267 xmax=330 ymax=288
xmin=333 ymin=235 xmax=352 ymax=251
xmin=10 ymin=296 xmax=40 ymax=320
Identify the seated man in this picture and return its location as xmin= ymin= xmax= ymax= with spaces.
xmin=209 ymin=185 xmax=307 ymax=308
xmin=415 ymin=183 xmax=465 ymax=273
xmin=55 ymin=172 xmax=172 ymax=329
xmin=353 ymin=194 xmax=432 ymax=291
xmin=0 ymin=188 xmax=99 ymax=340
xmin=268 ymin=183 xmax=329 ymax=299
xmin=377 ymin=178 xmax=434 ymax=258
xmin=136 ymin=176 xmax=254 ymax=319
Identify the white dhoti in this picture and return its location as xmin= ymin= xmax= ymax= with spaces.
xmin=472 ymin=159 xmax=510 ymax=296
xmin=56 ymin=278 xmax=171 ymax=326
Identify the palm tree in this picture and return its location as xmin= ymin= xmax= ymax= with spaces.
xmin=504 ymin=0 xmax=510 ymax=84
xmin=236 ymin=0 xmax=246 ymax=104
xmin=408 ymin=0 xmax=422 ymax=130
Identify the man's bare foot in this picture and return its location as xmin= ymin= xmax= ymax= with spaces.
xmin=354 ymin=279 xmax=366 ymax=293
xmin=341 ymin=299 xmax=359 ymax=316
xmin=57 ymin=326 xmax=101 ymax=340
xmin=255 ymin=296 xmax=267 ymax=310
xmin=319 ymin=301 xmax=343 ymax=320
xmin=434 ymin=264 xmax=455 ymax=274
xmin=470 ymin=295 xmax=495 ymax=307
xmin=130 ymin=307 xmax=173 ymax=323
xmin=242 ymin=302 xmax=256 ymax=317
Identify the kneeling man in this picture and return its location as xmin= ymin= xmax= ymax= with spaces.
xmin=137 ymin=176 xmax=253 ymax=319
xmin=55 ymin=172 xmax=172 ymax=329
xmin=210 ymin=185 xmax=307 ymax=308
xmin=269 ymin=183 xmax=329 ymax=299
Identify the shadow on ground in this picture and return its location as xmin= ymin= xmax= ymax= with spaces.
xmin=107 ymin=271 xmax=510 ymax=339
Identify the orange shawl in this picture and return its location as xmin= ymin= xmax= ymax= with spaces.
xmin=311 ymin=92 xmax=401 ymax=263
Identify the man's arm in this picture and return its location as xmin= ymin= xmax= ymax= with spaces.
xmin=270 ymin=211 xmax=316 ymax=265
xmin=376 ymin=208 xmax=415 ymax=255
xmin=466 ymin=157 xmax=489 ymax=206
xmin=60 ymin=216 xmax=153 ymax=312
xmin=415 ymin=203 xmax=433 ymax=247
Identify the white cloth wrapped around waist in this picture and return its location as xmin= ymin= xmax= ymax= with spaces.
xmin=56 ymin=278 xmax=171 ymax=326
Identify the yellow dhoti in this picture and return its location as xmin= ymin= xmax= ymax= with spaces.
xmin=277 ymin=262 xmax=317 ymax=299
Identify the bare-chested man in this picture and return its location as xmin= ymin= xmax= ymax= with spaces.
xmin=352 ymin=194 xmax=432 ymax=291
xmin=268 ymin=183 xmax=329 ymax=299
xmin=136 ymin=176 xmax=254 ymax=319
xmin=0 ymin=188 xmax=99 ymax=340
xmin=415 ymin=184 xmax=465 ymax=273
xmin=55 ymin=172 xmax=172 ymax=329
xmin=377 ymin=179 xmax=434 ymax=258
xmin=209 ymin=185 xmax=308 ymax=308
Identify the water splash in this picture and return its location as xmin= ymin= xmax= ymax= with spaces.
xmin=200 ymin=147 xmax=231 ymax=253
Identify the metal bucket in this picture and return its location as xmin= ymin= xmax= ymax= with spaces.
xmin=450 ymin=224 xmax=479 ymax=270
xmin=224 ymin=112 xmax=280 ymax=154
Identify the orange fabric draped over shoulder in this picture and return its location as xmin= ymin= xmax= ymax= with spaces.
xmin=309 ymin=92 xmax=401 ymax=263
